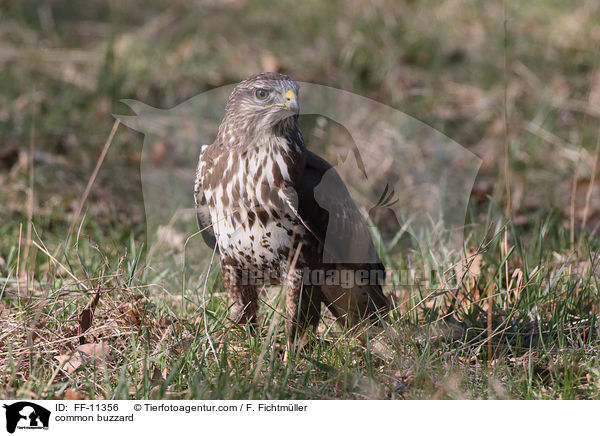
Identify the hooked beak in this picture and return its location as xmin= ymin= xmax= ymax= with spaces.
xmin=266 ymin=90 xmax=299 ymax=114
xmin=284 ymin=90 xmax=299 ymax=114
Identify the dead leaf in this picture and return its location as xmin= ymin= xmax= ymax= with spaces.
xmin=471 ymin=179 xmax=493 ymax=204
xmin=55 ymin=342 xmax=110 ymax=374
xmin=30 ymin=317 xmax=49 ymax=342
xmin=118 ymin=301 xmax=142 ymax=325
xmin=370 ymin=336 xmax=394 ymax=362
xmin=78 ymin=289 xmax=102 ymax=344
xmin=465 ymin=251 xmax=482 ymax=278
xmin=55 ymin=355 xmax=80 ymax=374
xmin=149 ymin=385 xmax=162 ymax=398
xmin=392 ymin=370 xmax=414 ymax=394
xmin=0 ymin=147 xmax=19 ymax=167
xmin=158 ymin=316 xmax=172 ymax=328
xmin=64 ymin=388 xmax=86 ymax=400
xmin=150 ymin=366 xmax=167 ymax=386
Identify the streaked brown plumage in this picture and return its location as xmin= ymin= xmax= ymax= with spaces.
xmin=194 ymin=72 xmax=388 ymax=344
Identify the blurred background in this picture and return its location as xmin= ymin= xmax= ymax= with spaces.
xmin=2 ymin=0 xmax=600 ymax=400
xmin=1 ymin=0 xmax=600 ymax=253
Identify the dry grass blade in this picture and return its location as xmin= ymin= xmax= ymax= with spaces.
xmin=498 ymin=0 xmax=509 ymax=376
xmin=487 ymin=281 xmax=496 ymax=372
xmin=200 ymin=241 xmax=219 ymax=366
xmin=23 ymin=93 xmax=36 ymax=284
xmin=503 ymin=0 xmax=510 ymax=222
xmin=16 ymin=223 xmax=22 ymax=296
xmin=570 ymin=152 xmax=581 ymax=246
xmin=56 ymin=119 xmax=120 ymax=257
xmin=251 ymin=241 xmax=303 ymax=395
xmin=32 ymin=240 xmax=89 ymax=290
xmin=581 ymin=133 xmax=600 ymax=233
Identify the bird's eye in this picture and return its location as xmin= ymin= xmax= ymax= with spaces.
xmin=255 ymin=88 xmax=269 ymax=100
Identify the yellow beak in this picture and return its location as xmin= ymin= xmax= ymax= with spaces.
xmin=266 ymin=90 xmax=299 ymax=113
xmin=285 ymin=90 xmax=296 ymax=102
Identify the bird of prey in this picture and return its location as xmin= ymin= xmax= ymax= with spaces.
xmin=194 ymin=72 xmax=389 ymax=344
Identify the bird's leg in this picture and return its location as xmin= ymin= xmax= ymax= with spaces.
xmin=221 ymin=262 xmax=258 ymax=327
xmin=284 ymin=269 xmax=322 ymax=352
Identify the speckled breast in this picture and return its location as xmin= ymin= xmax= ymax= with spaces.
xmin=203 ymin=142 xmax=305 ymax=282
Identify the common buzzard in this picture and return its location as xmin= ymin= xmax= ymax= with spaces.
xmin=195 ymin=72 xmax=389 ymax=344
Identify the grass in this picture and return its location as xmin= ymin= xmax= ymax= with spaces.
xmin=1 ymin=199 xmax=598 ymax=399
xmin=1 ymin=0 xmax=600 ymax=399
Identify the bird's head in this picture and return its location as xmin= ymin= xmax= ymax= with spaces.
xmin=223 ymin=72 xmax=300 ymax=136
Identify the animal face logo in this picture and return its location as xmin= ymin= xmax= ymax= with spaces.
xmin=3 ymin=402 xmax=51 ymax=433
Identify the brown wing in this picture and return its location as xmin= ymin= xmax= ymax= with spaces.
xmin=295 ymin=151 xmax=382 ymax=266
xmin=295 ymin=150 xmax=389 ymax=319
xmin=194 ymin=147 xmax=216 ymax=249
